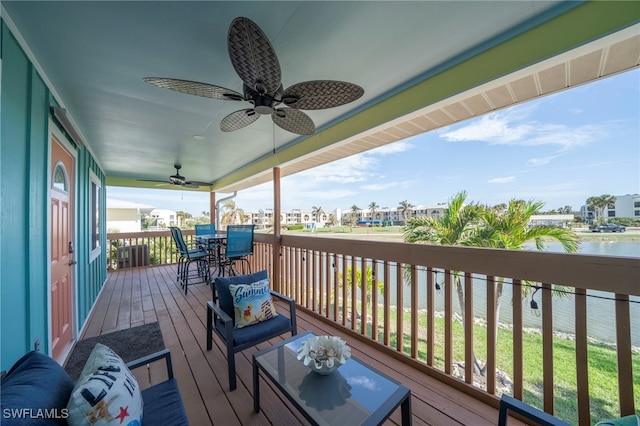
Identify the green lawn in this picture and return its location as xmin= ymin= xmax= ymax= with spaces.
xmin=351 ymin=306 xmax=639 ymax=425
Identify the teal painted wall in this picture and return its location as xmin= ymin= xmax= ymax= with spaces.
xmin=0 ymin=20 xmax=107 ymax=370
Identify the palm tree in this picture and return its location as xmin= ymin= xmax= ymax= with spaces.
xmin=221 ymin=200 xmax=239 ymax=228
xmin=175 ymin=210 xmax=192 ymax=227
xmin=311 ymin=206 xmax=324 ymax=222
xmin=587 ymin=194 xmax=616 ymax=222
xmin=469 ymin=199 xmax=578 ymax=373
xmin=326 ymin=213 xmax=337 ymax=227
xmin=348 ymin=205 xmax=360 ymax=229
xmin=403 ymin=191 xmax=579 ymax=375
xmin=368 ymin=201 xmax=380 ymax=222
xmin=398 ymin=200 xmax=414 ymax=224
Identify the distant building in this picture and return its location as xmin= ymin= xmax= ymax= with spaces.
xmin=106 ymin=199 xmax=154 ymax=232
xmin=246 ymin=208 xmax=333 ymax=229
xmin=344 ymin=204 xmax=448 ymax=226
xmin=529 ymin=214 xmax=574 ymax=228
xmin=149 ymin=209 xmax=178 ymax=229
xmin=581 ymin=194 xmax=640 ymax=221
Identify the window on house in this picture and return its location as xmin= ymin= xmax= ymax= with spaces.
xmin=89 ymin=171 xmax=101 ymax=259
xmin=634 ymin=201 xmax=640 ymax=208
xmin=52 ymin=163 xmax=68 ymax=192
xmin=635 ymin=210 xmax=640 ymax=216
xmin=608 ymin=211 xmax=615 ymax=217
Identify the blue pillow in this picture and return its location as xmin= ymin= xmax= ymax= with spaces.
xmin=1 ymin=351 xmax=74 ymax=425
xmin=215 ymin=270 xmax=268 ymax=323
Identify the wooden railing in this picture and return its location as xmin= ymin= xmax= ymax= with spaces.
xmin=253 ymin=233 xmax=639 ymax=425
xmin=107 ymin=230 xmax=639 ymax=424
xmin=106 ymin=230 xmax=197 ymax=270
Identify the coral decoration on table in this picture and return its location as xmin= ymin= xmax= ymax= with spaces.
xmin=297 ymin=335 xmax=351 ymax=375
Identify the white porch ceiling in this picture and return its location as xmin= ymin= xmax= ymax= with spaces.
xmin=2 ymin=1 xmax=638 ymax=192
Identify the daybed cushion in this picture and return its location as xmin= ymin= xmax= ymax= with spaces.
xmin=215 ymin=269 xmax=268 ymax=325
xmin=140 ymin=378 xmax=188 ymax=426
xmin=67 ymin=343 xmax=143 ymax=426
xmin=0 ymin=351 xmax=74 ymax=426
xmin=229 ymin=278 xmax=278 ymax=328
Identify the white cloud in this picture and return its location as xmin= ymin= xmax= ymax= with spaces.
xmin=439 ymin=108 xmax=607 ymax=150
xmin=488 ymin=176 xmax=515 ymax=184
xmin=526 ymin=155 xmax=558 ymax=166
xmin=361 ymin=182 xmax=398 ymax=191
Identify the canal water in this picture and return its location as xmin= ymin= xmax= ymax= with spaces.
xmin=381 ymin=241 xmax=640 ymax=346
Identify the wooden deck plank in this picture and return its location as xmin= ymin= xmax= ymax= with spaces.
xmin=73 ymin=265 xmax=503 ymax=426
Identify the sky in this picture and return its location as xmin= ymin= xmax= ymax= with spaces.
xmin=107 ymin=69 xmax=639 ymax=217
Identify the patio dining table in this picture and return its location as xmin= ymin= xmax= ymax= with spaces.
xmin=195 ymin=233 xmax=226 ymax=271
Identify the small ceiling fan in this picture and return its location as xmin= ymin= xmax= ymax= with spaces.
xmin=138 ymin=164 xmax=209 ymax=188
xmin=144 ymin=17 xmax=364 ymax=135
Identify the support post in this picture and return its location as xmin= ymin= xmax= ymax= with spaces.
xmin=209 ymin=192 xmax=216 ymax=225
xmin=273 ymin=167 xmax=281 ymax=292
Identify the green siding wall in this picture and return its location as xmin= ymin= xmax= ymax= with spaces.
xmin=1 ymin=22 xmax=42 ymax=367
xmin=0 ymin=20 xmax=107 ymax=370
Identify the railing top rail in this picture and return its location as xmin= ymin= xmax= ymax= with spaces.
xmin=107 ymin=229 xmax=196 ymax=239
xmin=266 ymin=234 xmax=639 ymax=296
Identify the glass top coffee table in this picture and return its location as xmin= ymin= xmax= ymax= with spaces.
xmin=253 ymin=331 xmax=412 ymax=425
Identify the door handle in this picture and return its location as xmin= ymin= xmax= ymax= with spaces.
xmin=69 ymin=259 xmax=77 ymax=266
xmin=69 ymin=241 xmax=75 ymax=253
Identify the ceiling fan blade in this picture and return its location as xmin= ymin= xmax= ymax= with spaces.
xmin=282 ymin=80 xmax=364 ymax=110
xmin=143 ymin=77 xmax=244 ymax=101
xmin=185 ymin=180 xmax=211 ymax=187
xmin=138 ymin=179 xmax=172 ymax=187
xmin=220 ymin=108 xmax=260 ymax=132
xmin=182 ymin=182 xmax=200 ymax=188
xmin=228 ymin=17 xmax=281 ymax=95
xmin=272 ymin=108 xmax=315 ymax=135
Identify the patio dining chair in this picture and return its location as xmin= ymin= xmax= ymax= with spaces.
xmin=169 ymin=226 xmax=210 ymax=294
xmin=195 ymin=223 xmax=219 ymax=264
xmin=219 ymin=225 xmax=254 ymax=276
xmin=206 ymin=269 xmax=297 ymax=391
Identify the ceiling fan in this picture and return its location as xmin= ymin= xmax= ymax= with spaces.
xmin=144 ymin=17 xmax=364 ymax=135
xmin=139 ymin=164 xmax=210 ymax=188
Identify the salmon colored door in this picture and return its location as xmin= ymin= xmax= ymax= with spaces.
xmin=50 ymin=136 xmax=75 ymax=362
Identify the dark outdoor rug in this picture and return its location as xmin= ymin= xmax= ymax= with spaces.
xmin=64 ymin=322 xmax=164 ymax=382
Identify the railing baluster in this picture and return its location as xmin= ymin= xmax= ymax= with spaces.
xmin=361 ymin=257 xmax=367 ymax=336
xmin=396 ymin=262 xmax=403 ymax=352
xmin=308 ymin=249 xmax=314 ymax=311
xmin=466 ymin=272 xmax=475 ymax=386
xmin=351 ymin=256 xmax=357 ymax=331
xmin=512 ymin=279 xmax=523 ymax=400
xmin=411 ymin=264 xmax=418 ymax=359
xmin=384 ymin=261 xmax=390 ymax=346
xmin=615 ymin=293 xmax=635 ymax=416
xmin=444 ymin=269 xmax=453 ymax=374
xmin=333 ymin=254 xmax=339 ymax=322
xmin=486 ymin=275 xmax=496 ymax=393
xmin=341 ymin=254 xmax=347 ymax=327
xmin=542 ymin=282 xmax=554 ymax=414
xmin=426 ymin=267 xmax=434 ymax=366
xmin=371 ymin=259 xmax=379 ymax=342
xmin=575 ymin=287 xmax=590 ymax=424
xmin=319 ymin=252 xmax=325 ymax=316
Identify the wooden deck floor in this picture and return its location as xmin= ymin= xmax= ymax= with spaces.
xmin=74 ymin=265 xmax=503 ymax=425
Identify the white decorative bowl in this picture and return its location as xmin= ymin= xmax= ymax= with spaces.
xmin=297 ymin=335 xmax=351 ymax=375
